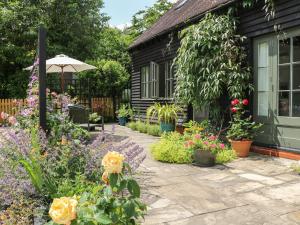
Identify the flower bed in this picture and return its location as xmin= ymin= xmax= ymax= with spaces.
xmin=0 ymin=62 xmax=147 ymax=224
xmin=150 ymin=121 xmax=236 ymax=165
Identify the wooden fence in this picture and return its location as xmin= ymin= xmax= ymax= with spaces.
xmin=0 ymin=97 xmax=115 ymax=119
xmin=0 ymin=99 xmax=25 ymax=115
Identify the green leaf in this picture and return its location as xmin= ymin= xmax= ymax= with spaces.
xmin=109 ymin=173 xmax=119 ymax=189
xmin=123 ymin=201 xmax=135 ymax=218
xmin=94 ymin=213 xmax=112 ymax=224
xmin=127 ymin=179 xmax=140 ymax=198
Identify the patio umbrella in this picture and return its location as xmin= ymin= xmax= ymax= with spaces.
xmin=25 ymin=54 xmax=97 ymax=92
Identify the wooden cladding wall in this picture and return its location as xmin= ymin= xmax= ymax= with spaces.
xmin=130 ymin=0 xmax=300 ymax=121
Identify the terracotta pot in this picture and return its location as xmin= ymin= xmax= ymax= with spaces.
xmin=230 ymin=140 xmax=253 ymax=157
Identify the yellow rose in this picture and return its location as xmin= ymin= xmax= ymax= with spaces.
xmin=102 ymin=171 xmax=109 ymax=185
xmin=61 ymin=136 xmax=68 ymax=145
xmin=102 ymin=151 xmax=125 ymax=174
xmin=49 ymin=197 xmax=78 ymax=225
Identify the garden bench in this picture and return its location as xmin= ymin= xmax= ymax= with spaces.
xmin=68 ymin=105 xmax=104 ymax=131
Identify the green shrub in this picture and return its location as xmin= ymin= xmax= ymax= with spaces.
xmin=151 ymin=132 xmax=192 ymax=163
xmin=146 ymin=124 xmax=161 ymax=137
xmin=136 ymin=121 xmax=148 ymax=133
xmin=127 ymin=121 xmax=138 ymax=131
xmin=216 ymin=149 xmax=237 ymax=164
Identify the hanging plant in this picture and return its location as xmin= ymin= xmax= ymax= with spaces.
xmin=174 ymin=13 xmax=252 ymax=119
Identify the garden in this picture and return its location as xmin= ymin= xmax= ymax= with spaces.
xmin=0 ymin=64 xmax=147 ymax=224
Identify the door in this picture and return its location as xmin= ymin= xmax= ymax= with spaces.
xmin=254 ymin=30 xmax=300 ymax=150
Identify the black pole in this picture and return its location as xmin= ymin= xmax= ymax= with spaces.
xmin=38 ymin=26 xmax=47 ymax=131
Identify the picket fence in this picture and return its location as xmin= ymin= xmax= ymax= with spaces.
xmin=0 ymin=97 xmax=115 ymax=119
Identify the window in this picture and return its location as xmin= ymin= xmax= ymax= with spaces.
xmin=257 ymin=42 xmax=269 ymax=116
xmin=141 ymin=62 xmax=159 ymax=98
xmin=278 ymin=36 xmax=300 ymax=117
xmin=141 ymin=66 xmax=150 ymax=98
xmin=165 ymin=61 xmax=174 ymax=98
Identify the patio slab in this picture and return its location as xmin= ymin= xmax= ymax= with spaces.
xmin=105 ymin=125 xmax=300 ymax=225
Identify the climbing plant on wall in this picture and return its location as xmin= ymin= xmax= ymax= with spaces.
xmin=174 ymin=13 xmax=252 ymax=121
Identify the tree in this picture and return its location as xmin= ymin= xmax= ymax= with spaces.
xmin=126 ymin=0 xmax=173 ymax=40
xmin=96 ymin=27 xmax=133 ymax=72
xmin=0 ymin=0 xmax=109 ymax=98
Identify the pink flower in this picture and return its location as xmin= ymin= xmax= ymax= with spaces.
xmin=209 ymin=135 xmax=216 ymax=141
xmin=231 ymin=99 xmax=239 ymax=106
xmin=184 ymin=142 xmax=189 ymax=148
xmin=242 ymin=99 xmax=249 ymax=106
xmin=231 ymin=107 xmax=237 ymax=113
xmin=51 ymin=92 xmax=57 ymax=97
xmin=210 ymin=144 xmax=217 ymax=148
xmin=194 ymin=134 xmax=201 ymax=140
xmin=219 ymin=143 xmax=225 ymax=149
xmin=188 ymin=140 xmax=195 ymax=146
xmin=203 ymin=141 xmax=209 ymax=145
xmin=1 ymin=112 xmax=8 ymax=120
xmin=8 ymin=116 xmax=17 ymax=125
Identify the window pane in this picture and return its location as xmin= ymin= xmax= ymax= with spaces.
xmin=293 ymin=92 xmax=300 ymax=117
xmin=279 ymin=38 xmax=290 ymax=64
xmin=258 ymin=67 xmax=269 ymax=91
xmin=293 ymin=64 xmax=300 ymax=90
xmin=278 ymin=92 xmax=290 ymax=116
xmin=258 ymin=92 xmax=268 ymax=116
xmin=258 ymin=42 xmax=268 ymax=67
xmin=294 ymin=36 xmax=300 ymax=62
xmin=279 ymin=65 xmax=290 ymax=90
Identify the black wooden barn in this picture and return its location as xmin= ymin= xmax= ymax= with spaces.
xmin=129 ymin=0 xmax=300 ymax=152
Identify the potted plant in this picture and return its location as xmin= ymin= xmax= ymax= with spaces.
xmin=116 ymin=104 xmax=133 ymax=126
xmin=147 ymin=103 xmax=183 ymax=132
xmin=89 ymin=112 xmax=101 ymax=124
xmin=227 ymin=99 xmax=263 ymax=157
xmin=184 ymin=134 xmax=224 ymax=167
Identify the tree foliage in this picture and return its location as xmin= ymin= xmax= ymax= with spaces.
xmin=126 ymin=0 xmax=173 ymax=40
xmin=80 ymin=60 xmax=130 ymax=97
xmin=0 ymin=0 xmax=109 ymax=98
xmin=174 ymin=13 xmax=252 ymax=116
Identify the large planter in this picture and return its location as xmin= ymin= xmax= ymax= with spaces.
xmin=230 ymin=140 xmax=253 ymax=157
xmin=193 ymin=150 xmax=215 ymax=167
xmin=160 ymin=122 xmax=175 ymax=132
xmin=118 ymin=117 xmax=127 ymax=126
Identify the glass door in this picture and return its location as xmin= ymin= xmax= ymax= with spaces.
xmin=254 ymin=30 xmax=300 ymax=150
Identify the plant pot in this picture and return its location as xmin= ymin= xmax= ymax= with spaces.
xmin=176 ymin=125 xmax=184 ymax=134
xmin=193 ymin=150 xmax=215 ymax=167
xmin=160 ymin=122 xmax=175 ymax=132
xmin=230 ymin=140 xmax=253 ymax=157
xmin=118 ymin=117 xmax=127 ymax=126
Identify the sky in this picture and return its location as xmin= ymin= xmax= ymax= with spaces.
xmin=103 ymin=0 xmax=177 ymax=29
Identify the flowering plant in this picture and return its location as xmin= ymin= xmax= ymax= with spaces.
xmin=184 ymin=133 xmax=226 ymax=154
xmin=227 ymin=99 xmax=263 ymax=141
xmin=47 ymin=151 xmax=147 ymax=225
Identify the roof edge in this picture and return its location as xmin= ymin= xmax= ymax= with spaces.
xmin=129 ymin=0 xmax=236 ymax=50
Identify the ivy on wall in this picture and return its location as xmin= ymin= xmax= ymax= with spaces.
xmin=174 ymin=13 xmax=252 ymax=118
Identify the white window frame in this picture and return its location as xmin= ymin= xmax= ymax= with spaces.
xmin=165 ymin=61 xmax=174 ymax=99
xmin=141 ymin=66 xmax=150 ymax=98
xmin=141 ymin=62 xmax=159 ymax=99
xmin=278 ymin=35 xmax=300 ymax=117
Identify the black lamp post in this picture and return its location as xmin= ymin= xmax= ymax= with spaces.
xmin=38 ymin=26 xmax=47 ymax=131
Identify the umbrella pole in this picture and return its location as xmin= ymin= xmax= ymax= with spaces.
xmin=61 ymin=66 xmax=64 ymax=93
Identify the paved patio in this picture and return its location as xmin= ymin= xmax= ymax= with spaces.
xmin=106 ymin=124 xmax=300 ymax=225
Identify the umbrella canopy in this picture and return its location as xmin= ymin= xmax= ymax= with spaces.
xmin=25 ymin=54 xmax=97 ymax=73
xmin=25 ymin=54 xmax=97 ymax=92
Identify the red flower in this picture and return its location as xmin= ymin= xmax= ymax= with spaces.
xmin=231 ymin=107 xmax=237 ymax=113
xmin=242 ymin=99 xmax=249 ymax=106
xmin=231 ymin=99 xmax=239 ymax=106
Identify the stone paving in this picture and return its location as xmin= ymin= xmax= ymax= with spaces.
xmin=107 ymin=125 xmax=300 ymax=225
